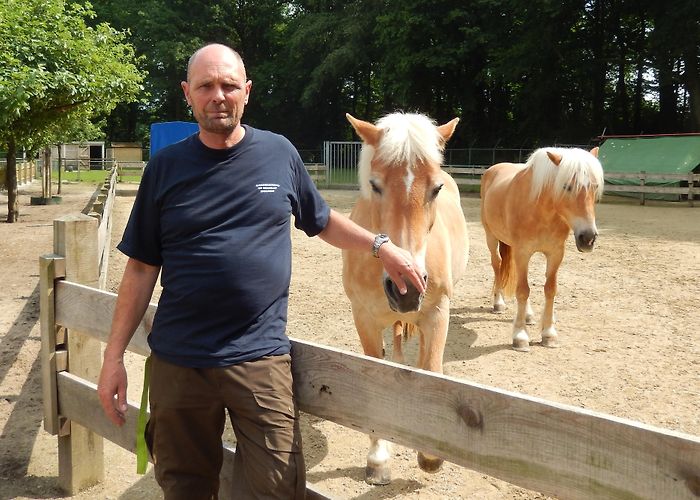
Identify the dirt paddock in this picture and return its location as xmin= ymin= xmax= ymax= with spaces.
xmin=1 ymin=181 xmax=699 ymax=499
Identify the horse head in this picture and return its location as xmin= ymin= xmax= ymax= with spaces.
xmin=540 ymin=147 xmax=604 ymax=252
xmin=346 ymin=112 xmax=459 ymax=312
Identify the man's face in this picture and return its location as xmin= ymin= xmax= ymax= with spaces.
xmin=181 ymin=46 xmax=252 ymax=135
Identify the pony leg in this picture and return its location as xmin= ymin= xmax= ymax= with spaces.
xmin=391 ymin=321 xmax=405 ymax=364
xmin=512 ymin=252 xmax=532 ymax=351
xmin=366 ymin=438 xmax=392 ymax=485
xmin=414 ymin=299 xmax=449 ymax=473
xmin=541 ymin=249 xmax=564 ymax=347
xmin=525 ymin=299 xmax=535 ymax=325
xmin=352 ymin=311 xmax=393 ymax=483
xmin=485 ymin=232 xmax=506 ymax=312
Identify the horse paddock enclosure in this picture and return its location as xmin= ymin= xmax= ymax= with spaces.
xmin=1 ymin=182 xmax=699 ymax=499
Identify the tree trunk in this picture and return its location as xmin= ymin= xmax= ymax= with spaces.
xmin=657 ymin=59 xmax=678 ymax=132
xmin=42 ymin=147 xmax=52 ymax=199
xmin=6 ymin=140 xmax=18 ymax=223
xmin=682 ymin=46 xmax=700 ymax=131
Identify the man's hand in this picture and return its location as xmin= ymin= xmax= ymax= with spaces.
xmin=97 ymin=356 xmax=129 ymax=426
xmin=377 ymin=241 xmax=427 ymax=295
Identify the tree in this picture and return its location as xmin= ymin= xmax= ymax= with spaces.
xmin=0 ymin=0 xmax=145 ymax=222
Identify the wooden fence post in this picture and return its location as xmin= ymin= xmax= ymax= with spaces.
xmin=39 ymin=255 xmax=66 ymax=436
xmin=639 ymin=171 xmax=646 ymax=205
xmin=53 ymin=214 xmax=105 ymax=493
xmin=688 ymin=172 xmax=695 ymax=207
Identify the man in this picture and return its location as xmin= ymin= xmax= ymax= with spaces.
xmin=97 ymin=43 xmax=425 ymax=499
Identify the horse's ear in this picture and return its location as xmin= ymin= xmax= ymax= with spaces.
xmin=437 ymin=117 xmax=459 ymax=143
xmin=590 ymin=146 xmax=600 ymax=158
xmin=346 ymin=113 xmax=382 ymax=147
xmin=547 ymin=151 xmax=563 ymax=166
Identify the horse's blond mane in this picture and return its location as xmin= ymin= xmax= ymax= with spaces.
xmin=528 ymin=147 xmax=605 ymax=200
xmin=358 ymin=113 xmax=445 ymax=198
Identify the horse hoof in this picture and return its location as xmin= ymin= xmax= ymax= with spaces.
xmin=542 ymin=337 xmax=559 ymax=348
xmin=365 ymin=464 xmax=391 ymax=485
xmin=493 ymin=303 xmax=506 ymax=313
xmin=512 ymin=331 xmax=530 ymax=351
xmin=541 ymin=327 xmax=559 ymax=348
xmin=513 ymin=342 xmax=530 ymax=352
xmin=525 ymin=314 xmax=536 ymax=325
xmin=417 ymin=452 xmax=443 ymax=473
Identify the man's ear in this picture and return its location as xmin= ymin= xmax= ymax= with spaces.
xmin=181 ymin=81 xmax=191 ymax=105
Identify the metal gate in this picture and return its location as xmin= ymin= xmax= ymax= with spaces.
xmin=323 ymin=141 xmax=362 ymax=187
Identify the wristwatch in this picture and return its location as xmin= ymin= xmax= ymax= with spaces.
xmin=372 ymin=233 xmax=390 ymax=258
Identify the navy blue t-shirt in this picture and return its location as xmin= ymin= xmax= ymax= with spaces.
xmin=118 ymin=126 xmax=330 ymax=367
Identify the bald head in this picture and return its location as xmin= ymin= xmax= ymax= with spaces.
xmin=187 ymin=44 xmax=246 ymax=82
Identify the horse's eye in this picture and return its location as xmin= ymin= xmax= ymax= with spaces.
xmin=431 ymin=184 xmax=444 ymax=200
xmin=369 ymin=180 xmax=382 ymax=195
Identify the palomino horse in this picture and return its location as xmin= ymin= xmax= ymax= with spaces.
xmin=480 ymin=147 xmax=604 ymax=351
xmin=342 ymin=112 xmax=469 ymax=484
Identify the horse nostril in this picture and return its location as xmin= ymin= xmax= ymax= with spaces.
xmin=422 ymin=273 xmax=428 ymax=285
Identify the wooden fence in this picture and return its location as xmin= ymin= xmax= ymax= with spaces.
xmin=40 ymin=199 xmax=700 ymax=498
xmin=115 ymin=161 xmax=146 ymax=183
xmin=444 ymin=167 xmax=699 ymax=206
xmin=0 ymin=161 xmax=36 ymax=190
xmin=308 ymin=164 xmax=699 ymax=206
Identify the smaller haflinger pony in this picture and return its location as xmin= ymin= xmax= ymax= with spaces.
xmin=480 ymin=147 xmax=604 ymax=351
xmin=342 ymin=112 xmax=468 ymax=485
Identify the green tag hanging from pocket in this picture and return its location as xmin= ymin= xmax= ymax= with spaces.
xmin=136 ymin=355 xmax=152 ymax=474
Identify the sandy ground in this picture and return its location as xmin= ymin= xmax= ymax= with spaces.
xmin=1 ymin=180 xmax=699 ymax=499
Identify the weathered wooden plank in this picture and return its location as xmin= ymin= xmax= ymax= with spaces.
xmin=443 ymin=166 xmax=488 ymax=173
xmin=604 ymin=185 xmax=691 ymax=194
xmin=453 ymin=178 xmax=484 ymax=186
xmin=605 ymin=172 xmax=700 ymax=181
xmin=55 ymin=280 xmax=152 ymax=357
xmin=290 ymin=339 xmax=700 ymax=500
xmin=56 ymin=372 xmax=332 ymax=499
xmin=39 ymin=255 xmax=65 ymax=435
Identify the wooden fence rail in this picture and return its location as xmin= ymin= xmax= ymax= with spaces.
xmin=116 ymin=161 xmax=147 ymax=183
xmin=41 ymin=272 xmax=700 ymax=498
xmin=0 ymin=161 xmax=36 ymax=189
xmin=446 ymin=167 xmax=699 ymax=206
xmin=307 ymin=164 xmax=699 ymax=206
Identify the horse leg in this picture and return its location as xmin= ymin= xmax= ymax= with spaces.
xmin=512 ymin=252 xmax=532 ymax=351
xmin=541 ymin=249 xmax=564 ymax=347
xmin=391 ymin=321 xmax=405 ymax=364
xmin=353 ymin=312 xmax=393 ymax=484
xmin=525 ymin=299 xmax=536 ymax=325
xmin=414 ymin=299 xmax=449 ymax=473
xmin=485 ymin=232 xmax=506 ymax=312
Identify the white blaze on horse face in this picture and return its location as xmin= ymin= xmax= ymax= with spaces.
xmin=403 ymin=165 xmax=414 ymax=195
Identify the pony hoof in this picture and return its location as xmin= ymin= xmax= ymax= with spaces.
xmin=417 ymin=452 xmax=443 ymax=473
xmin=541 ymin=337 xmax=559 ymax=348
xmin=365 ymin=464 xmax=391 ymax=485
xmin=525 ymin=314 xmax=536 ymax=325
xmin=513 ymin=341 xmax=531 ymax=352
xmin=512 ymin=331 xmax=530 ymax=352
xmin=493 ymin=303 xmax=506 ymax=313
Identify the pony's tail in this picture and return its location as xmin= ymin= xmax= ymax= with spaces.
xmin=496 ymin=241 xmax=516 ymax=297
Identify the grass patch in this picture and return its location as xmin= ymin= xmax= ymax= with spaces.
xmin=60 ymin=169 xmax=112 ymax=183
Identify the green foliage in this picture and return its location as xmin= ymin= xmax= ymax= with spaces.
xmin=77 ymin=0 xmax=700 ymax=148
xmin=0 ymin=0 xmax=145 ymax=154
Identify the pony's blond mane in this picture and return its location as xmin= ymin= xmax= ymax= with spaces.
xmin=528 ymin=147 xmax=605 ymax=200
xmin=358 ymin=113 xmax=445 ymax=198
